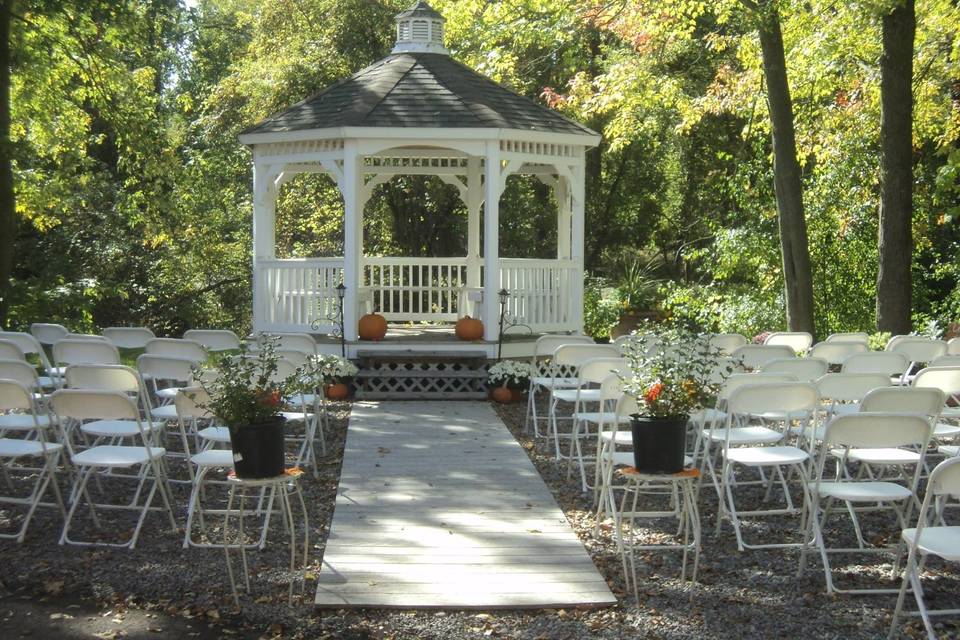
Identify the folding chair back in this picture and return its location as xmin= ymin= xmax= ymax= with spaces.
xmin=272 ymin=358 xmax=299 ymax=383
xmin=65 ymin=364 xmax=141 ymax=394
xmin=277 ymin=349 xmax=309 ymax=368
xmin=614 ymin=393 xmax=640 ymax=421
xmin=553 ymin=344 xmax=620 ymax=369
xmin=64 ymin=333 xmax=109 ymax=341
xmin=51 ymin=389 xmax=140 ymax=422
xmin=175 ymin=387 xmax=213 ymax=420
xmin=884 ymin=334 xmax=913 ymax=351
xmin=763 ymin=331 xmax=813 ymax=354
xmin=841 ymin=351 xmax=909 ymax=376
xmin=707 ymin=333 xmax=748 ymax=355
xmin=726 ymin=382 xmax=818 ymax=417
xmin=731 ymin=344 xmax=795 ymax=370
xmin=932 ymin=354 xmax=960 ymax=367
xmin=145 ymin=338 xmax=207 ymax=363
xmin=533 ymin=334 xmax=593 ymax=359
xmin=0 ymin=339 xmax=25 ymax=361
xmin=0 ymin=359 xmax=41 ymax=389
xmin=949 ymin=336 xmax=960 ymax=356
xmin=29 ymin=323 xmax=68 ymax=346
xmin=257 ymin=332 xmax=316 ymax=355
xmin=0 ymin=378 xmax=33 ymax=411
xmin=0 ymin=332 xmax=45 ymax=361
xmin=137 ymin=354 xmax=196 ymax=384
xmin=103 ymin=327 xmax=155 ymax=349
xmin=859 ymin=386 xmax=945 ymax=417
xmin=183 ymin=329 xmax=240 ymax=352
xmin=823 ymin=412 xmax=931 ymax=449
xmin=889 ymin=338 xmax=948 ymax=365
xmin=52 ymin=339 xmax=120 ymax=367
xmin=825 ymin=332 xmax=869 ymax=345
xmin=761 ymin=357 xmax=828 ymax=381
xmin=912 ymin=366 xmax=960 ymax=404
xmin=576 ymin=357 xmax=629 ymax=386
xmin=718 ymin=372 xmax=797 ymax=404
xmin=808 ymin=341 xmax=868 ymax=365
xmin=815 ymin=373 xmax=889 ymax=403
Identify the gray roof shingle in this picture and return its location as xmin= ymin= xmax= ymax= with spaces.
xmin=243 ymin=52 xmax=597 ymax=138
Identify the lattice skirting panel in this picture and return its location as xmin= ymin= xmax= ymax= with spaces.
xmin=355 ymin=361 xmax=490 ymax=400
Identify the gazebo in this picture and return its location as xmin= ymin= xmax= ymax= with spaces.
xmin=238 ymin=1 xmax=600 ymax=347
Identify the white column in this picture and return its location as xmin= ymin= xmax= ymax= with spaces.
xmin=342 ymin=141 xmax=363 ymax=341
xmin=252 ymin=159 xmax=277 ymax=332
xmin=466 ymin=156 xmax=482 ymax=289
xmin=482 ymin=141 xmax=501 ymax=341
xmin=569 ymin=158 xmax=586 ymax=334
xmin=555 ymin=176 xmax=571 ymax=260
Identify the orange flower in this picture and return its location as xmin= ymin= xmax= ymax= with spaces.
xmin=644 ymin=382 xmax=664 ymax=404
xmin=257 ymin=389 xmax=282 ymax=407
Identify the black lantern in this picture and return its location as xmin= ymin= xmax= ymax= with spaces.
xmin=336 ymin=283 xmax=347 ymax=357
xmin=497 ymin=288 xmax=509 ymax=360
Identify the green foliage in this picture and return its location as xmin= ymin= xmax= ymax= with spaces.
xmin=582 ymin=277 xmax=620 ymax=339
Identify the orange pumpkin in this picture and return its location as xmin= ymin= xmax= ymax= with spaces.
xmin=358 ymin=313 xmax=388 ymax=341
xmin=490 ymin=386 xmax=513 ymax=404
xmin=324 ymin=382 xmax=349 ymax=400
xmin=455 ymin=316 xmax=484 ymax=341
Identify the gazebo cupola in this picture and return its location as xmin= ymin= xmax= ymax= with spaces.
xmin=393 ymin=0 xmax=448 ymax=55
xmin=239 ymin=1 xmax=600 ymax=350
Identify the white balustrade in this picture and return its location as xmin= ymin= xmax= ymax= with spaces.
xmin=363 ymin=257 xmax=468 ymax=322
xmin=257 ymin=258 xmax=343 ymax=332
xmin=499 ymin=259 xmax=580 ymax=332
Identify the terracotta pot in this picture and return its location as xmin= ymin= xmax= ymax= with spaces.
xmin=490 ymin=386 xmax=524 ymax=404
xmin=324 ymin=382 xmax=350 ymax=400
xmin=455 ymin=316 xmax=484 ymax=341
xmin=358 ymin=313 xmax=388 ymax=341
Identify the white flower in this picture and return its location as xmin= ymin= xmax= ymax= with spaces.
xmin=488 ymin=360 xmax=533 ymax=387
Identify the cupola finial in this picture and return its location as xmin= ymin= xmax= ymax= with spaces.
xmin=392 ymin=1 xmax=448 ymax=55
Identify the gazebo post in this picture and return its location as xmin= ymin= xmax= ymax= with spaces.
xmin=342 ymin=141 xmax=364 ymax=341
xmin=252 ymin=160 xmax=277 ymax=332
xmin=570 ymin=160 xmax=586 ymax=333
xmin=555 ymin=176 xmax=571 ymax=260
xmin=466 ymin=156 xmax=482 ymax=291
xmin=482 ymin=142 xmax=501 ymax=341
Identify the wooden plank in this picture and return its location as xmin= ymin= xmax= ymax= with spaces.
xmin=316 ymin=400 xmax=616 ymax=609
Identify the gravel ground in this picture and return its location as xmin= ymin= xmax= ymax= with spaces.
xmin=1 ymin=398 xmax=958 ymax=639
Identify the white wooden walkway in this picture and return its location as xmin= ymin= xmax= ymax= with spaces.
xmin=315 ymin=400 xmax=617 ymax=609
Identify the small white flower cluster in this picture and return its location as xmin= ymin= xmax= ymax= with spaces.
xmin=488 ymin=360 xmax=533 ymax=388
xmin=305 ymin=354 xmax=359 ymax=384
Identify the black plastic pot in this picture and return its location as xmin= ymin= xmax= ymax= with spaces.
xmin=229 ymin=417 xmax=286 ymax=479
xmin=630 ymin=415 xmax=688 ymax=474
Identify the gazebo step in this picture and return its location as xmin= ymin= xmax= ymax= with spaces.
xmin=355 ymin=391 xmax=488 ymax=400
xmin=356 ymin=369 xmax=487 ymax=379
xmin=355 ymin=350 xmax=491 ymax=400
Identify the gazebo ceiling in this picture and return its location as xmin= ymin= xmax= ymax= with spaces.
xmin=242 ymin=2 xmax=596 ymax=140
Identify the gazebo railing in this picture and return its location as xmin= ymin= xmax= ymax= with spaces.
xmin=363 ymin=257 xmax=468 ymax=321
xmin=499 ymin=258 xmax=579 ymax=332
xmin=257 ymin=258 xmax=343 ymax=332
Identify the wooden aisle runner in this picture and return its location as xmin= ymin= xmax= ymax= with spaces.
xmin=315 ymin=400 xmax=617 ymax=608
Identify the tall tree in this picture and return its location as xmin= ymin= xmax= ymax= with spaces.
xmin=0 ymin=0 xmax=13 ymax=327
xmin=749 ymin=0 xmax=816 ymax=336
xmin=876 ymin=0 xmax=915 ymax=335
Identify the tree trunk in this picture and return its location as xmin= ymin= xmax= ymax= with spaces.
xmin=755 ymin=3 xmax=816 ymax=337
xmin=0 ymin=1 xmax=14 ymax=328
xmin=876 ymin=0 xmax=915 ymax=335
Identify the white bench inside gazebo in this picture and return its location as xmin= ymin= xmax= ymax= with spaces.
xmin=239 ymin=1 xmax=600 ymax=355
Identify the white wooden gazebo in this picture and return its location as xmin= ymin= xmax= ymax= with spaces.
xmin=239 ymin=1 xmax=599 ymax=344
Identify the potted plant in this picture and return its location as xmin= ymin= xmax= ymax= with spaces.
xmin=619 ymin=325 xmax=732 ymax=473
xmin=611 ymin=256 xmax=663 ymax=338
xmin=198 ymin=337 xmax=310 ymax=479
xmin=487 ymin=360 xmax=533 ymax=403
xmin=311 ymin=353 xmax=359 ymax=400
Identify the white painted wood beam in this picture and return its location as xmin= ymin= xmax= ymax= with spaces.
xmin=482 ymin=142 xmax=501 ymax=341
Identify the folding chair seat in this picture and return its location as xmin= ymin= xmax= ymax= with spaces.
xmin=764 ymin=331 xmax=813 ymax=354
xmin=762 ymin=357 xmax=828 ymax=381
xmin=524 ymin=334 xmax=594 ymax=437
xmin=826 ymin=332 xmax=870 ymax=345
xmin=799 ymin=412 xmax=932 ymax=594
xmin=706 ymin=333 xmax=748 ymax=355
xmin=0 ymin=379 xmax=65 ymax=542
xmin=184 ymin=329 xmax=241 ymax=352
xmin=546 ymin=343 xmax=620 ymax=459
xmin=51 ymin=389 xmax=177 ymax=548
xmin=889 ymin=456 xmax=960 ymax=639
xmin=731 ymin=344 xmax=796 ymax=371
xmin=889 ymin=338 xmax=949 ymax=385
xmin=808 ymin=341 xmax=869 ymax=367
xmin=144 ymin=338 xmax=208 ymax=363
xmin=29 ymin=323 xmax=68 ymax=347
xmin=716 ymin=382 xmax=818 ymax=551
xmin=102 ymin=327 xmax=156 ymax=350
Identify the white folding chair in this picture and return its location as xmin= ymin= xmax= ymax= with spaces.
xmin=706 ymin=333 xmax=748 ymax=355
xmin=52 ymin=389 xmax=176 ymax=548
xmin=731 ymin=344 xmax=796 ymax=370
xmin=931 ymin=355 xmax=960 ymax=367
xmin=52 ymin=339 xmax=120 ymax=380
xmin=29 ymin=323 xmax=68 ymax=346
xmin=842 ymin=351 xmax=909 ymax=379
xmin=145 ymin=338 xmax=208 ymax=363
xmin=0 ymin=339 xmax=25 ymax=362
xmin=546 ymin=343 xmax=620 ymax=459
xmin=0 ymin=379 xmax=65 ymax=542
xmin=273 ymin=358 xmax=321 ymax=475
xmin=137 ymin=355 xmax=199 ymax=464
xmin=103 ymin=327 xmax=156 ymax=349
xmin=814 ymin=372 xmax=890 ymax=423
xmin=64 ymin=364 xmax=158 ymax=452
xmin=808 ymin=341 xmax=869 ymax=367
xmin=764 ymin=331 xmax=813 ymax=354
xmin=524 ymin=334 xmax=594 ymax=436
xmin=799 ymin=412 xmax=932 ymax=594
xmin=183 ymin=329 xmax=241 ymax=352
xmin=255 ymin=332 xmax=316 ymax=355
xmin=826 ymin=332 xmax=870 ymax=345
xmin=0 ymin=332 xmax=57 ymax=388
xmin=889 ymin=338 xmax=949 ymax=385
xmin=889 ymin=456 xmax=960 ymax=639
xmin=912 ymin=367 xmax=960 ymax=457
xmin=716 ymin=382 xmax=818 ymax=551
xmin=762 ymin=357 xmax=828 ymax=381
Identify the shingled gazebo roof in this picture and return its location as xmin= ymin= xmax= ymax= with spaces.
xmin=243 ymin=53 xmax=596 ymax=138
